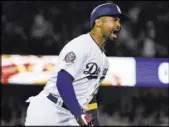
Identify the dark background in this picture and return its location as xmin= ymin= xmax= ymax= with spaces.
xmin=1 ymin=1 xmax=169 ymax=126
xmin=2 ymin=1 xmax=169 ymax=57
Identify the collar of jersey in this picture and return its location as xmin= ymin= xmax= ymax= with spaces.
xmin=88 ymin=33 xmax=106 ymax=53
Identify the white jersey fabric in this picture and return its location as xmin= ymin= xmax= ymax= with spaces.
xmin=25 ymin=33 xmax=109 ymax=125
xmin=44 ymin=33 xmax=109 ymax=110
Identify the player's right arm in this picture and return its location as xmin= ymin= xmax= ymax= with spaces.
xmin=56 ymin=42 xmax=93 ymax=126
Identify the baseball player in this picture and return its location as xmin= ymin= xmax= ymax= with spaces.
xmin=25 ymin=3 xmax=129 ymax=126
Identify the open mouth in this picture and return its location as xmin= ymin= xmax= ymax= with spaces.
xmin=112 ymin=27 xmax=121 ymax=37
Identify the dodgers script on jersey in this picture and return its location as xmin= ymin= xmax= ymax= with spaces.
xmin=44 ymin=33 xmax=109 ymax=110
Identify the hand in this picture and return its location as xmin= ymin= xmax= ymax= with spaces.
xmin=76 ymin=113 xmax=93 ymax=126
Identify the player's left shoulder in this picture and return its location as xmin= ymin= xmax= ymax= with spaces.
xmin=70 ymin=34 xmax=90 ymax=47
xmin=60 ymin=34 xmax=86 ymax=52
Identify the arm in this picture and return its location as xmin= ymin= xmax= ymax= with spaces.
xmin=57 ymin=69 xmax=83 ymax=118
xmin=57 ymin=44 xmax=93 ymax=125
xmin=57 ymin=69 xmax=93 ymax=126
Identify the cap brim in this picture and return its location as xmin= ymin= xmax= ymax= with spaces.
xmin=119 ymin=13 xmax=130 ymax=22
xmin=111 ymin=13 xmax=130 ymax=22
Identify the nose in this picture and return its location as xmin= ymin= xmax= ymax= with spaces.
xmin=116 ymin=20 xmax=121 ymax=30
xmin=116 ymin=18 xmax=121 ymax=26
xmin=116 ymin=26 xmax=121 ymax=31
xmin=115 ymin=26 xmax=121 ymax=33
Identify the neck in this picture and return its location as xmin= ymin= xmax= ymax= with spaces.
xmin=89 ymin=28 xmax=106 ymax=48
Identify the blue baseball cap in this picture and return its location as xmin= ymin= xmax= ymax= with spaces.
xmin=90 ymin=3 xmax=129 ymax=28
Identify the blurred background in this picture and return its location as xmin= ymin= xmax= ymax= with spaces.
xmin=1 ymin=1 xmax=169 ymax=126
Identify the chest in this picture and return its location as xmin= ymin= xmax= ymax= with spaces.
xmin=82 ymin=50 xmax=109 ymax=78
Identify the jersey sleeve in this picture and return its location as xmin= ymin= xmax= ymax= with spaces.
xmin=58 ymin=44 xmax=87 ymax=79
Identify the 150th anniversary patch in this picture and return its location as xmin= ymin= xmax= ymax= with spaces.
xmin=64 ymin=51 xmax=76 ymax=63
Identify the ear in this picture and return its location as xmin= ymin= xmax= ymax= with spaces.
xmin=95 ymin=19 xmax=102 ymax=27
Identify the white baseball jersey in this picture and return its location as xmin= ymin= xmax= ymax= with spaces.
xmin=44 ymin=33 xmax=109 ymax=110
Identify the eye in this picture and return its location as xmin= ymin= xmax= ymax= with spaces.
xmin=114 ymin=18 xmax=118 ymax=21
xmin=113 ymin=17 xmax=120 ymax=22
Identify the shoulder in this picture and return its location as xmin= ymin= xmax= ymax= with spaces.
xmin=61 ymin=33 xmax=91 ymax=53
xmin=69 ymin=33 xmax=90 ymax=46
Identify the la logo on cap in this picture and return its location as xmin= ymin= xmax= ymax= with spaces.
xmin=116 ymin=5 xmax=121 ymax=13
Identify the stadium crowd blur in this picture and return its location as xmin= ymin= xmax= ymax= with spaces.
xmin=1 ymin=1 xmax=169 ymax=126
xmin=2 ymin=1 xmax=169 ymax=57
